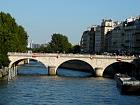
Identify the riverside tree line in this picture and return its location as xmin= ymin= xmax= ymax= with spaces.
xmin=32 ymin=34 xmax=81 ymax=54
xmin=0 ymin=12 xmax=28 ymax=68
xmin=0 ymin=12 xmax=80 ymax=68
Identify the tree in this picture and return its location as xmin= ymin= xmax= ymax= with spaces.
xmin=0 ymin=12 xmax=28 ymax=67
xmin=47 ymin=33 xmax=72 ymax=53
xmin=71 ymin=45 xmax=81 ymax=54
xmin=0 ymin=54 xmax=9 ymax=68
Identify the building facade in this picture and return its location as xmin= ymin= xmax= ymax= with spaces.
xmin=123 ymin=16 xmax=140 ymax=54
xmin=80 ymin=16 xmax=140 ymax=54
xmin=106 ymin=23 xmax=124 ymax=53
xmin=95 ymin=25 xmax=102 ymax=53
xmin=80 ymin=26 xmax=96 ymax=54
xmin=101 ymin=19 xmax=118 ymax=52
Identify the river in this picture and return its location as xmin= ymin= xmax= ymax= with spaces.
xmin=0 ymin=62 xmax=140 ymax=105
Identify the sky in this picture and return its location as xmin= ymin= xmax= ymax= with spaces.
xmin=0 ymin=0 xmax=140 ymax=44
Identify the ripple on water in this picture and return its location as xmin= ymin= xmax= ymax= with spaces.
xmin=1 ymin=73 xmax=140 ymax=105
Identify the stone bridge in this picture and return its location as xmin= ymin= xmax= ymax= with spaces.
xmin=7 ymin=52 xmax=136 ymax=79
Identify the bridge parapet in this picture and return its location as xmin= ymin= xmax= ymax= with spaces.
xmin=8 ymin=52 xmax=136 ymax=60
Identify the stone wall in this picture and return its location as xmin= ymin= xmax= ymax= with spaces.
xmin=0 ymin=67 xmax=9 ymax=80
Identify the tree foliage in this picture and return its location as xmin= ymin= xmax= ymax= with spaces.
xmin=32 ymin=34 xmax=82 ymax=54
xmin=32 ymin=46 xmax=48 ymax=53
xmin=47 ymin=33 xmax=72 ymax=53
xmin=71 ymin=45 xmax=81 ymax=54
xmin=0 ymin=12 xmax=28 ymax=67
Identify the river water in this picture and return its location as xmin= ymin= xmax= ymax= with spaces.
xmin=0 ymin=62 xmax=140 ymax=105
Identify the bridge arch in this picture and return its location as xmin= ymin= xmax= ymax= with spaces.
xmin=103 ymin=61 xmax=136 ymax=78
xmin=55 ymin=59 xmax=95 ymax=74
xmin=8 ymin=53 xmax=136 ymax=77
xmin=9 ymin=57 xmax=47 ymax=68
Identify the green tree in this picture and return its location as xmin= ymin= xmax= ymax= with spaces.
xmin=71 ymin=45 xmax=81 ymax=54
xmin=0 ymin=12 xmax=28 ymax=67
xmin=32 ymin=46 xmax=48 ymax=53
xmin=0 ymin=54 xmax=9 ymax=68
xmin=47 ymin=33 xmax=72 ymax=53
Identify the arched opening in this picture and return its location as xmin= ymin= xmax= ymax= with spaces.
xmin=56 ymin=60 xmax=95 ymax=77
xmin=132 ymin=58 xmax=140 ymax=80
xmin=103 ymin=62 xmax=136 ymax=78
xmin=11 ymin=58 xmax=48 ymax=75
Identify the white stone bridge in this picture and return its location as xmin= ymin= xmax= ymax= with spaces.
xmin=7 ymin=52 xmax=136 ymax=79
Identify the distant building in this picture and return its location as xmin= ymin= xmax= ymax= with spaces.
xmin=80 ymin=30 xmax=90 ymax=53
xmin=27 ymin=40 xmax=33 ymax=49
xmin=123 ymin=16 xmax=140 ymax=54
xmin=41 ymin=43 xmax=48 ymax=48
xmin=80 ymin=26 xmax=96 ymax=54
xmin=105 ymin=16 xmax=140 ymax=54
xmin=101 ymin=19 xmax=118 ymax=52
xmin=106 ymin=23 xmax=124 ymax=52
xmin=80 ymin=16 xmax=140 ymax=54
xmin=95 ymin=25 xmax=102 ymax=53
xmin=27 ymin=41 xmax=48 ymax=49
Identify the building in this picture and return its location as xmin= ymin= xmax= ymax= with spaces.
xmin=101 ymin=19 xmax=118 ymax=52
xmin=123 ymin=16 xmax=140 ymax=54
xmin=106 ymin=23 xmax=124 ymax=53
xmin=105 ymin=16 xmax=140 ymax=54
xmin=95 ymin=25 xmax=102 ymax=53
xmin=81 ymin=19 xmax=117 ymax=54
xmin=80 ymin=30 xmax=90 ymax=53
xmin=80 ymin=26 xmax=96 ymax=54
xmin=27 ymin=41 xmax=48 ymax=49
xmin=81 ymin=16 xmax=140 ymax=54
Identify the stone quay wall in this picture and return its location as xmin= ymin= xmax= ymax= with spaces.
xmin=0 ymin=67 xmax=9 ymax=80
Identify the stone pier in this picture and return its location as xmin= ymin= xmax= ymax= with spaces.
xmin=95 ymin=67 xmax=104 ymax=77
xmin=8 ymin=65 xmax=17 ymax=80
xmin=48 ymin=66 xmax=56 ymax=76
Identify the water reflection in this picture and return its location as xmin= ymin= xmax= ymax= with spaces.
xmin=17 ymin=61 xmax=93 ymax=78
xmin=1 ymin=61 xmax=140 ymax=105
xmin=1 ymin=75 xmax=140 ymax=105
xmin=57 ymin=68 xmax=93 ymax=77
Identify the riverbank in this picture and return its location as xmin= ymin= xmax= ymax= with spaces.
xmin=0 ymin=67 xmax=9 ymax=80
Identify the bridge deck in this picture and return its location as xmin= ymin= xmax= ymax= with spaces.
xmin=8 ymin=52 xmax=135 ymax=60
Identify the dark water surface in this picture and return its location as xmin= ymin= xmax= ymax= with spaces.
xmin=0 ymin=62 xmax=140 ymax=105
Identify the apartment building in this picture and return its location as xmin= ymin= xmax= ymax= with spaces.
xmin=105 ymin=16 xmax=140 ymax=54
xmin=106 ymin=23 xmax=124 ymax=52
xmin=101 ymin=19 xmax=118 ymax=52
xmin=123 ymin=16 xmax=140 ymax=54
xmin=80 ymin=26 xmax=96 ymax=54
xmin=95 ymin=25 xmax=101 ymax=53
xmin=80 ymin=16 xmax=140 ymax=54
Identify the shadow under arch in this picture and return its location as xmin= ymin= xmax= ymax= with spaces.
xmin=10 ymin=58 xmax=48 ymax=76
xmin=132 ymin=58 xmax=140 ymax=80
xmin=56 ymin=59 xmax=95 ymax=77
xmin=103 ymin=62 xmax=136 ymax=78
xmin=10 ymin=58 xmax=47 ymax=69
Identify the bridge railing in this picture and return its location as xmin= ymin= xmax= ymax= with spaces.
xmin=8 ymin=52 xmax=136 ymax=59
xmin=8 ymin=52 xmax=92 ymax=57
